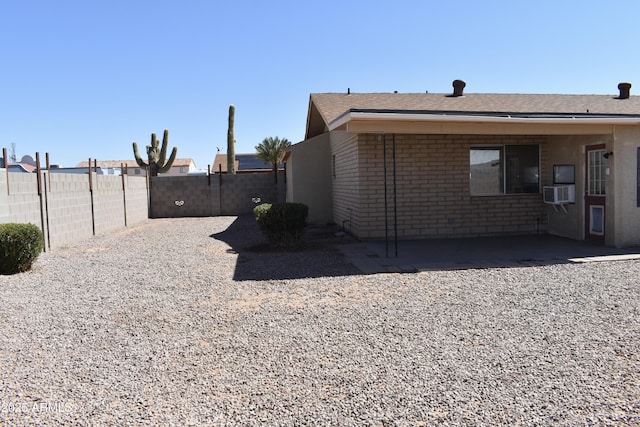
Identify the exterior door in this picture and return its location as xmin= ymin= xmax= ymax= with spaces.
xmin=585 ymin=144 xmax=606 ymax=243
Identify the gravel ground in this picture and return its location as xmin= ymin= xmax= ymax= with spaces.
xmin=1 ymin=216 xmax=639 ymax=426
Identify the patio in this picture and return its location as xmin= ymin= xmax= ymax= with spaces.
xmin=339 ymin=233 xmax=640 ymax=273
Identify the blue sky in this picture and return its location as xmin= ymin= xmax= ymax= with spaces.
xmin=2 ymin=1 xmax=639 ymax=169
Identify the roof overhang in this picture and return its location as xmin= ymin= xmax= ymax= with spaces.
xmin=328 ymin=110 xmax=640 ymax=136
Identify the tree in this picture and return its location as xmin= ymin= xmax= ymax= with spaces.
xmin=255 ymin=136 xmax=291 ymax=183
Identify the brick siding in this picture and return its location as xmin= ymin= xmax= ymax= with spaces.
xmin=331 ymin=132 xmax=360 ymax=235
xmin=333 ymin=133 xmax=549 ymax=239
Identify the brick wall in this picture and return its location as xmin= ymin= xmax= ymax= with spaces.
xmin=0 ymin=170 xmax=148 ymax=249
xmin=332 ymin=133 xmax=549 ymax=239
xmin=331 ymin=132 xmax=360 ymax=235
xmin=149 ymin=172 xmax=285 ymax=218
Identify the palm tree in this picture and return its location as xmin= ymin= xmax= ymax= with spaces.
xmin=255 ymin=136 xmax=291 ymax=183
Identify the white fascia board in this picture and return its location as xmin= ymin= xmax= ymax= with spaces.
xmin=328 ymin=111 xmax=640 ymax=131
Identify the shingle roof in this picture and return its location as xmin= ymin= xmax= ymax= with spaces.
xmin=307 ymin=92 xmax=640 ymax=138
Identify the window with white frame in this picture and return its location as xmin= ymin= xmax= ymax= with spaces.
xmin=470 ymin=145 xmax=539 ymax=195
xmin=588 ymin=150 xmax=606 ymax=196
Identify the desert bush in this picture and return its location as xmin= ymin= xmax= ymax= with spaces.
xmin=253 ymin=203 xmax=308 ymax=247
xmin=0 ymin=223 xmax=44 ymax=274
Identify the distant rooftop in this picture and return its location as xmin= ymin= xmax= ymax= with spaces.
xmin=213 ymin=153 xmax=281 ymax=173
xmin=76 ymin=158 xmax=195 ymax=169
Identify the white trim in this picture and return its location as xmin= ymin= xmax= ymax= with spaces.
xmin=329 ymin=111 xmax=640 ymax=131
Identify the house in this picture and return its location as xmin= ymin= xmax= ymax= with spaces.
xmin=76 ymin=158 xmax=197 ymax=176
xmin=0 ymin=155 xmax=37 ymax=173
xmin=212 ymin=153 xmax=280 ymax=173
xmin=284 ymin=81 xmax=640 ymax=247
xmin=2 ymin=163 xmax=37 ymax=173
xmin=47 ymin=166 xmax=107 ymax=175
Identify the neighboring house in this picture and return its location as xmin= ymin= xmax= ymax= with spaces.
xmin=4 ymin=163 xmax=37 ymax=173
xmin=76 ymin=158 xmax=196 ymax=176
xmin=0 ymin=155 xmax=37 ymax=173
xmin=212 ymin=153 xmax=280 ymax=173
xmin=284 ymin=81 xmax=640 ymax=247
xmin=47 ymin=166 xmax=106 ymax=175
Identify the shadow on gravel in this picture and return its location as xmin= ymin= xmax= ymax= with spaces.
xmin=211 ymin=215 xmax=361 ymax=281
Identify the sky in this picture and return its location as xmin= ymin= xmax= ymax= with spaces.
xmin=2 ymin=1 xmax=640 ymax=169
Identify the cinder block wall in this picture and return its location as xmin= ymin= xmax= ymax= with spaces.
xmin=92 ymin=174 xmax=148 ymax=236
xmin=149 ymin=172 xmax=285 ymax=218
xmin=124 ymin=175 xmax=150 ymax=225
xmin=0 ymin=170 xmax=149 ymax=249
xmin=333 ymin=133 xmax=549 ymax=239
xmin=0 ymin=171 xmax=42 ymax=226
xmin=2 ymin=169 xmax=286 ymax=247
xmin=220 ymin=173 xmax=285 ymax=215
xmin=150 ymin=175 xmax=217 ymax=218
xmin=46 ymin=173 xmax=94 ymax=247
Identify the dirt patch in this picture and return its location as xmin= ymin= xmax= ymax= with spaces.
xmin=109 ymin=220 xmax=162 ymax=238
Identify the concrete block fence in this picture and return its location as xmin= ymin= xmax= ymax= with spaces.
xmin=1 ymin=169 xmax=148 ymax=250
xmin=1 ymin=169 xmax=285 ymax=250
xmin=149 ymin=172 xmax=286 ymax=218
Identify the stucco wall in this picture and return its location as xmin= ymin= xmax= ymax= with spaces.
xmin=285 ymin=133 xmax=332 ymax=224
xmin=341 ymin=133 xmax=551 ymax=240
xmin=612 ymin=126 xmax=640 ymax=247
xmin=543 ymin=133 xmax=640 ymax=246
xmin=544 ymin=134 xmax=612 ymax=242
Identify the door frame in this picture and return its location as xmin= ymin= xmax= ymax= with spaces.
xmin=584 ymin=144 xmax=606 ymax=243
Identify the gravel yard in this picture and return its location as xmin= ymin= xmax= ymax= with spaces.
xmin=1 ymin=216 xmax=639 ymax=426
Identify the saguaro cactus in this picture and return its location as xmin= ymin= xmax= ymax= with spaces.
xmin=227 ymin=105 xmax=236 ymax=174
xmin=132 ymin=129 xmax=178 ymax=176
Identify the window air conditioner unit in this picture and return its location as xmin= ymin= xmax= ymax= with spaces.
xmin=543 ymin=185 xmax=575 ymax=204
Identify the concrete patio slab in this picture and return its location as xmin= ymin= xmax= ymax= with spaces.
xmin=338 ymin=234 xmax=640 ymax=273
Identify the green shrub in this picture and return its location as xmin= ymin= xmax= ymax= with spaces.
xmin=253 ymin=203 xmax=309 ymax=247
xmin=0 ymin=223 xmax=44 ymax=275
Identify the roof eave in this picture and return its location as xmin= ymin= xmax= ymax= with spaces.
xmin=328 ymin=111 xmax=640 ymax=131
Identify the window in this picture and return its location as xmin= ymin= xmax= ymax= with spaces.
xmin=180 ymin=166 xmax=188 ymax=173
xmin=470 ymin=145 xmax=539 ymax=195
xmin=134 ymin=168 xmax=141 ymax=175
xmin=590 ymin=205 xmax=605 ymax=235
xmin=553 ymin=164 xmax=575 ymax=184
xmin=588 ymin=150 xmax=606 ymax=196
